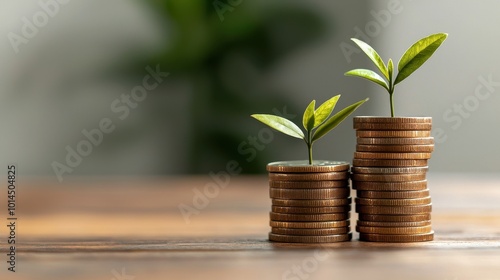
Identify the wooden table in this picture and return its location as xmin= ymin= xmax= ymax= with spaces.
xmin=1 ymin=174 xmax=500 ymax=280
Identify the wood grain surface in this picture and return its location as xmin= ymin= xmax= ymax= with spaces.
xmin=0 ymin=174 xmax=500 ymax=280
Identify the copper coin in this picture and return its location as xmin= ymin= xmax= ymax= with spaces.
xmin=358 ymin=214 xmax=431 ymax=222
xmin=356 ymin=130 xmax=431 ymax=138
xmin=269 ymin=232 xmax=352 ymax=243
xmin=359 ymin=232 xmax=434 ymax=242
xmin=357 ymin=137 xmax=434 ymax=145
xmin=354 ymin=152 xmax=432 ymax=160
xmin=354 ymin=122 xmax=432 ymax=131
xmin=353 ymin=159 xmax=428 ymax=167
xmin=355 ymin=204 xmax=432 ymax=215
xmin=270 ymin=188 xmax=350 ymax=199
xmin=352 ymin=180 xmax=427 ymax=191
xmin=271 ymin=227 xmax=350 ymax=236
xmin=356 ymin=220 xmax=431 ymax=227
xmin=270 ymin=212 xmax=350 ymax=222
xmin=356 ymin=189 xmax=429 ymax=199
xmin=272 ymin=205 xmax=351 ymax=214
xmin=351 ymin=173 xmax=427 ymax=182
xmin=269 ymin=172 xmax=349 ymax=181
xmin=270 ymin=220 xmax=351 ymax=229
xmin=267 ymin=161 xmax=349 ymax=173
xmin=355 ymin=197 xmax=432 ymax=206
xmin=354 ymin=117 xmax=432 ymax=123
xmin=356 ymin=225 xmax=432 ymax=234
xmin=269 ymin=180 xmax=348 ymax=189
xmin=351 ymin=166 xmax=428 ymax=174
xmin=356 ymin=144 xmax=434 ymax=153
xmin=272 ymin=198 xmax=352 ymax=207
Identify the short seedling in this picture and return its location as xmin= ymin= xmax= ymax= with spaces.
xmin=251 ymin=95 xmax=368 ymax=165
xmin=345 ymin=32 xmax=448 ymax=117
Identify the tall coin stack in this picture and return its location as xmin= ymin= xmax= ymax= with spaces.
xmin=267 ymin=160 xmax=352 ymax=243
xmin=351 ymin=117 xmax=434 ymax=242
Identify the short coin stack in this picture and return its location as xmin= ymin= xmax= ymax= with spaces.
xmin=351 ymin=117 xmax=434 ymax=242
xmin=267 ymin=160 xmax=352 ymax=243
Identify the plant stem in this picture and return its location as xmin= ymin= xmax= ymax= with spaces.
xmin=389 ymin=92 xmax=395 ymax=117
xmin=308 ymin=143 xmax=313 ymax=165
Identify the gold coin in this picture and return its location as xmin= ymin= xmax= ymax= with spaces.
xmin=356 ymin=225 xmax=432 ymax=234
xmin=271 ymin=227 xmax=350 ymax=236
xmin=359 ymin=232 xmax=434 ymax=242
xmin=353 ymin=159 xmax=428 ymax=167
xmin=358 ymin=214 xmax=431 ymax=222
xmin=270 ymin=212 xmax=350 ymax=222
xmin=354 ymin=122 xmax=432 ymax=131
xmin=351 ymin=167 xmax=428 ymax=174
xmin=354 ymin=117 xmax=432 ymax=123
xmin=354 ymin=152 xmax=432 ymax=160
xmin=269 ymin=232 xmax=352 ymax=243
xmin=268 ymin=172 xmax=349 ymax=181
xmin=272 ymin=205 xmax=351 ymax=214
xmin=356 ymin=144 xmax=434 ymax=153
xmin=270 ymin=188 xmax=350 ymax=199
xmin=356 ymin=189 xmax=430 ymax=199
xmin=356 ymin=130 xmax=431 ymax=138
xmin=356 ymin=220 xmax=431 ymax=227
xmin=269 ymin=180 xmax=348 ymax=189
xmin=355 ymin=204 xmax=432 ymax=215
xmin=355 ymin=197 xmax=431 ymax=206
xmin=351 ymin=173 xmax=427 ymax=182
xmin=353 ymin=180 xmax=428 ymax=191
xmin=270 ymin=220 xmax=351 ymax=229
xmin=267 ymin=161 xmax=349 ymax=173
xmin=272 ymin=198 xmax=352 ymax=207
xmin=357 ymin=137 xmax=434 ymax=145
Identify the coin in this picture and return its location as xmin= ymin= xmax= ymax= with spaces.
xmin=353 ymin=159 xmax=428 ymax=167
xmin=268 ymin=172 xmax=349 ymax=181
xmin=270 ymin=188 xmax=350 ymax=199
xmin=359 ymin=232 xmax=434 ymax=242
xmin=356 ymin=130 xmax=431 ymax=138
xmin=356 ymin=225 xmax=432 ymax=234
xmin=357 ymin=137 xmax=434 ymax=145
xmin=351 ymin=173 xmax=427 ymax=182
xmin=272 ymin=205 xmax=351 ymax=214
xmin=270 ymin=212 xmax=350 ymax=222
xmin=356 ymin=220 xmax=431 ymax=227
xmin=354 ymin=117 xmax=432 ymax=123
xmin=354 ymin=122 xmax=432 ymax=130
xmin=358 ymin=214 xmax=431 ymax=222
xmin=272 ymin=198 xmax=352 ymax=207
xmin=271 ymin=227 xmax=350 ymax=236
xmin=353 ymin=180 xmax=428 ymax=191
xmin=269 ymin=180 xmax=349 ymax=189
xmin=355 ymin=204 xmax=432 ymax=215
xmin=270 ymin=220 xmax=351 ymax=229
xmin=351 ymin=167 xmax=428 ymax=174
xmin=354 ymin=152 xmax=432 ymax=160
xmin=267 ymin=161 xmax=349 ymax=173
xmin=356 ymin=189 xmax=430 ymax=199
xmin=269 ymin=232 xmax=352 ymax=243
xmin=356 ymin=144 xmax=434 ymax=153
xmin=355 ymin=197 xmax=432 ymax=206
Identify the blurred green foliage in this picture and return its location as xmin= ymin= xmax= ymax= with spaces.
xmin=142 ymin=0 xmax=326 ymax=173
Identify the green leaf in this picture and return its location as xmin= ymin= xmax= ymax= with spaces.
xmin=387 ymin=58 xmax=394 ymax=90
xmin=351 ymin=38 xmax=389 ymax=81
xmin=394 ymin=33 xmax=448 ymax=85
xmin=312 ymin=98 xmax=369 ymax=142
xmin=251 ymin=114 xmax=304 ymax=139
xmin=313 ymin=95 xmax=340 ymax=128
xmin=302 ymin=100 xmax=316 ymax=131
xmin=345 ymin=69 xmax=389 ymax=91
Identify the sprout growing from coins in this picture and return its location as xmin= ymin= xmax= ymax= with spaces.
xmin=345 ymin=33 xmax=448 ymax=117
xmin=251 ymin=95 xmax=368 ymax=165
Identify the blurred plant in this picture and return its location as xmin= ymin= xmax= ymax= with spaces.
xmin=138 ymin=0 xmax=326 ymax=173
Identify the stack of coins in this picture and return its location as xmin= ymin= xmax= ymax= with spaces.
xmin=267 ymin=160 xmax=352 ymax=243
xmin=351 ymin=117 xmax=434 ymax=242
